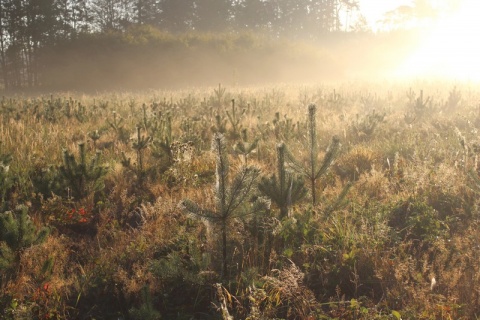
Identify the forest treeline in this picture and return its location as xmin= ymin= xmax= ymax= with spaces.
xmin=0 ymin=0 xmax=361 ymax=90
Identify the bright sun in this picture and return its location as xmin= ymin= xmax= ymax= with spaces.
xmin=395 ymin=0 xmax=480 ymax=81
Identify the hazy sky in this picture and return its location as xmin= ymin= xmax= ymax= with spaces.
xmin=359 ymin=0 xmax=410 ymax=29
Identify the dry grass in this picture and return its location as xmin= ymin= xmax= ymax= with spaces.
xmin=1 ymin=81 xmax=480 ymax=319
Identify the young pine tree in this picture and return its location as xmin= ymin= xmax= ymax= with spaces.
xmin=179 ymin=133 xmax=261 ymax=278
xmin=0 ymin=205 xmax=50 ymax=282
xmin=59 ymin=142 xmax=108 ymax=201
xmin=234 ymin=128 xmax=259 ymax=165
xmin=121 ymin=126 xmax=152 ymax=187
xmin=286 ymin=104 xmax=340 ymax=205
xmin=258 ymin=142 xmax=307 ymax=219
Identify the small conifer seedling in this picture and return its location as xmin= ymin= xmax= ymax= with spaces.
xmin=179 ymin=133 xmax=261 ymax=278
xmin=0 ymin=205 xmax=50 ymax=282
xmin=285 ymin=104 xmax=341 ymax=204
xmin=59 ymin=142 xmax=108 ymax=201
xmin=258 ymin=142 xmax=307 ymax=218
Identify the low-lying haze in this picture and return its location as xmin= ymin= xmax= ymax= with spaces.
xmin=1 ymin=0 xmax=478 ymax=92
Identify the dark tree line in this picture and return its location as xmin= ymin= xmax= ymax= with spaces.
xmin=0 ymin=0 xmax=358 ymax=89
xmin=86 ymin=0 xmax=358 ymax=34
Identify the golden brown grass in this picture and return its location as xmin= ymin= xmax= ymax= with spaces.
xmin=2 ymin=81 xmax=480 ymax=319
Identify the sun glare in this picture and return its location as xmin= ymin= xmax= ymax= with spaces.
xmin=395 ymin=0 xmax=480 ymax=81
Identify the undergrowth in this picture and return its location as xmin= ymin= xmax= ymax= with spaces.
xmin=0 ymin=82 xmax=479 ymax=319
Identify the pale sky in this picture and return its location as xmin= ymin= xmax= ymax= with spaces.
xmin=359 ymin=0 xmax=411 ymax=30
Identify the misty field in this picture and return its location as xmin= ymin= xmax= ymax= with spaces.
xmin=1 ymin=81 xmax=480 ymax=319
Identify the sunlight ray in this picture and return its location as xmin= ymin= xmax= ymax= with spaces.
xmin=396 ymin=0 xmax=480 ymax=80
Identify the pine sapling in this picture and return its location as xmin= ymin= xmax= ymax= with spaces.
xmin=273 ymin=112 xmax=296 ymax=141
xmin=412 ymin=89 xmax=431 ymax=118
xmin=258 ymin=142 xmax=307 ymax=218
xmin=59 ymin=142 xmax=108 ymax=201
xmin=212 ymin=113 xmax=228 ymax=134
xmin=213 ymin=83 xmax=226 ymax=107
xmin=142 ymin=104 xmax=169 ymax=140
xmin=446 ymin=86 xmax=462 ymax=110
xmin=351 ymin=109 xmax=385 ymax=140
xmin=159 ymin=111 xmax=172 ymax=146
xmin=122 ymin=126 xmax=152 ymax=187
xmin=88 ymin=130 xmax=101 ymax=150
xmin=226 ymin=99 xmax=245 ymax=139
xmin=179 ymin=133 xmax=261 ymax=278
xmin=0 ymin=205 xmax=50 ymax=279
xmin=147 ymin=111 xmax=174 ymax=173
xmin=234 ymin=128 xmax=259 ymax=165
xmin=107 ymin=111 xmax=129 ymax=143
xmin=286 ymin=104 xmax=341 ymax=205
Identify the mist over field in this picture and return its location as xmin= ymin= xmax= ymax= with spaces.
xmin=0 ymin=0 xmax=444 ymax=93
xmin=37 ymin=29 xmax=422 ymax=91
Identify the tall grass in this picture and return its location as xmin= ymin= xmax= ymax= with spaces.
xmin=0 ymin=81 xmax=479 ymax=319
